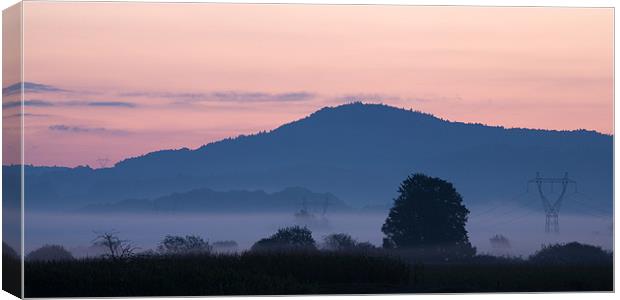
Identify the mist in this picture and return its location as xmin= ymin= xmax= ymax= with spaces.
xmin=24 ymin=210 xmax=612 ymax=258
xmin=467 ymin=212 xmax=612 ymax=256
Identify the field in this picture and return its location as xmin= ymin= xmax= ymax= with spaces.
xmin=24 ymin=251 xmax=612 ymax=297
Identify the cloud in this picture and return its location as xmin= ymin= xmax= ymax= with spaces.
xmin=119 ymin=90 xmax=316 ymax=103
xmin=2 ymin=82 xmax=68 ymax=96
xmin=65 ymin=101 xmax=137 ymax=108
xmin=118 ymin=91 xmax=206 ymax=100
xmin=2 ymin=112 xmax=50 ymax=119
xmin=210 ymin=91 xmax=315 ymax=102
xmin=3 ymin=100 xmax=55 ymax=109
xmin=48 ymin=125 xmax=130 ymax=136
xmin=3 ymin=99 xmax=137 ymax=109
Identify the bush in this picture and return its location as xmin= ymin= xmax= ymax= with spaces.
xmin=251 ymin=226 xmax=316 ymax=252
xmin=158 ymin=235 xmax=212 ymax=255
xmin=529 ymin=242 xmax=612 ymax=266
xmin=322 ymin=233 xmax=376 ymax=252
xmin=322 ymin=233 xmax=357 ymax=251
xmin=26 ymin=245 xmax=74 ymax=262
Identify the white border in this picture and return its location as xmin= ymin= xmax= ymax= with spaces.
xmin=0 ymin=1 xmax=617 ymax=300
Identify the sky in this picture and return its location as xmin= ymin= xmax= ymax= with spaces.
xmin=2 ymin=2 xmax=614 ymax=167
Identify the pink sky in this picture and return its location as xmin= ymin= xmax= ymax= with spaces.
xmin=4 ymin=2 xmax=614 ymax=167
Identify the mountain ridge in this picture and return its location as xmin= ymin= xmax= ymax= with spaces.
xmin=20 ymin=102 xmax=612 ymax=214
xmin=113 ymin=102 xmax=608 ymax=169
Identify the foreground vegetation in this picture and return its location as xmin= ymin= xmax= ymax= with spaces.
xmin=24 ymin=248 xmax=612 ymax=297
xmin=25 ymin=251 xmax=409 ymax=297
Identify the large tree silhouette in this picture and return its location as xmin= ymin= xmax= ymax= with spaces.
xmin=382 ymin=173 xmax=475 ymax=259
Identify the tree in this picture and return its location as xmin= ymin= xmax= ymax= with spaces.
xmin=92 ymin=231 xmax=138 ymax=261
xmin=381 ymin=173 xmax=475 ymax=259
xmin=251 ymin=226 xmax=316 ymax=252
xmin=157 ymin=235 xmax=212 ymax=255
xmin=26 ymin=245 xmax=74 ymax=262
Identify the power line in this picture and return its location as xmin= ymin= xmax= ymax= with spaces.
xmin=468 ymin=197 xmax=539 ymax=226
xmin=486 ymin=209 xmax=536 ymax=228
xmin=571 ymin=192 xmax=611 ymax=215
xmin=468 ymin=191 xmax=532 ymax=219
xmin=563 ymin=196 xmax=611 ymax=220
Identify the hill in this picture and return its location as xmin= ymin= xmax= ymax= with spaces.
xmin=20 ymin=102 xmax=612 ymax=213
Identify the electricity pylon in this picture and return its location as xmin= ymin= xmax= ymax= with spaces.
xmin=528 ymin=172 xmax=576 ymax=234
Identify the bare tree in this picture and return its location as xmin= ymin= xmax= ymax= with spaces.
xmin=92 ymin=231 xmax=138 ymax=261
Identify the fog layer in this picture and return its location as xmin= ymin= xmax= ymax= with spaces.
xmin=25 ymin=211 xmax=612 ymax=258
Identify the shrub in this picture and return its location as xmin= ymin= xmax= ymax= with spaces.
xmin=322 ymin=233 xmax=357 ymax=251
xmin=158 ymin=235 xmax=212 ymax=255
xmin=322 ymin=233 xmax=376 ymax=252
xmin=529 ymin=242 xmax=612 ymax=266
xmin=251 ymin=226 xmax=316 ymax=252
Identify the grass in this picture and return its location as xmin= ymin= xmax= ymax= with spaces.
xmin=25 ymin=251 xmax=409 ymax=297
xmin=404 ymin=263 xmax=613 ymax=293
xmin=24 ymin=250 xmax=612 ymax=297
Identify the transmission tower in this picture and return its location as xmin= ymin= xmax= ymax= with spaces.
xmin=527 ymin=172 xmax=576 ymax=234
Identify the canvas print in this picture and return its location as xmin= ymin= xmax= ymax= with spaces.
xmin=2 ymin=1 xmax=614 ymax=297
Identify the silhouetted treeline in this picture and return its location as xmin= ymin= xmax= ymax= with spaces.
xmin=25 ymin=251 xmax=410 ymax=297
xmin=24 ymin=248 xmax=612 ymax=297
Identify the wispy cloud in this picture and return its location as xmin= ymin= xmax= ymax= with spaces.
xmin=63 ymin=101 xmax=137 ymax=108
xmin=2 ymin=112 xmax=51 ymax=119
xmin=2 ymin=82 xmax=68 ymax=96
xmin=3 ymin=99 xmax=137 ymax=109
xmin=210 ymin=91 xmax=315 ymax=102
xmin=49 ymin=125 xmax=130 ymax=136
xmin=2 ymin=100 xmax=55 ymax=109
xmin=118 ymin=91 xmax=206 ymax=101
xmin=119 ymin=90 xmax=316 ymax=103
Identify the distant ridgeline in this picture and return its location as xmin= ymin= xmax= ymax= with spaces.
xmin=78 ymin=187 xmax=350 ymax=214
xmin=16 ymin=103 xmax=612 ymax=214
